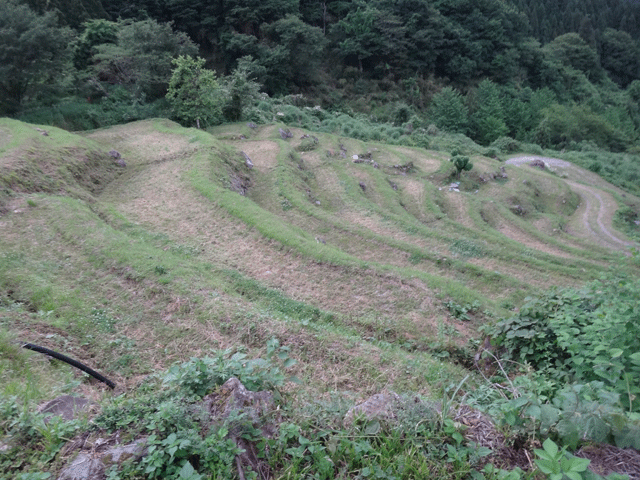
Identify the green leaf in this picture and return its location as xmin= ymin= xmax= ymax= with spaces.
xmin=542 ymin=438 xmax=559 ymax=457
xmin=567 ymin=457 xmax=590 ymax=472
xmin=178 ymin=461 xmax=202 ymax=479
xmin=613 ymin=425 xmax=640 ymax=449
xmin=540 ymin=405 xmax=559 ymax=431
xmin=610 ymin=348 xmax=624 ymax=359
xmin=365 ymin=420 xmax=381 ymax=435
xmin=534 ymin=458 xmax=555 ymax=474
xmin=326 ymin=436 xmax=338 ymax=454
xmin=525 ymin=404 xmax=542 ymax=419
xmin=564 ymin=472 xmax=582 ymax=480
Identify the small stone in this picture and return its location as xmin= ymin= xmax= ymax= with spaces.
xmin=344 ymin=392 xmax=401 ymax=427
xmin=38 ymin=395 xmax=91 ymax=423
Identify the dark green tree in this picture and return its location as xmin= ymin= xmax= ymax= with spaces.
xmin=166 ymin=55 xmax=224 ymax=128
xmin=428 ymin=87 xmax=468 ymax=133
xmin=0 ymin=1 xmax=73 ymax=115
xmin=543 ymin=33 xmax=601 ymax=80
xmin=432 ymin=0 xmax=528 ymax=81
xmin=73 ymin=19 xmax=118 ymax=70
xmin=221 ymin=58 xmax=262 ymax=121
xmin=332 ymin=2 xmax=384 ymax=72
xmin=600 ymin=29 xmax=640 ymax=87
xmin=21 ymin=0 xmax=108 ymax=28
xmin=468 ymin=79 xmax=508 ymax=145
xmin=91 ymin=19 xmax=198 ymax=99
xmin=261 ymin=15 xmax=327 ymax=91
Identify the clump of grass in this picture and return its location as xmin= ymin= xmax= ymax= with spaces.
xmin=449 ymin=239 xmax=486 ymax=258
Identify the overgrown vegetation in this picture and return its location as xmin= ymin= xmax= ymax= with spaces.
xmin=478 ymin=267 xmax=640 ymax=451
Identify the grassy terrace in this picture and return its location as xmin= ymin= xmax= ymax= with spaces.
xmin=1 ymin=118 xmax=638 ymax=478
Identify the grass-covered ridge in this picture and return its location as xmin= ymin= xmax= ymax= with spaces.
xmin=0 ymin=118 xmax=123 ymax=213
xmin=1 ymin=119 xmax=639 ymax=478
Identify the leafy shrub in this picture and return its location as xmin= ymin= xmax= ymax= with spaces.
xmin=162 ymin=349 xmax=286 ymax=398
xmin=487 ymin=274 xmax=640 ymax=413
xmin=534 ymin=104 xmax=629 ymax=152
xmin=520 ymin=142 xmax=544 ymax=155
xmin=410 ymin=129 xmax=430 ymax=148
xmin=490 ymin=136 xmax=521 ymax=153
xmin=18 ymin=90 xmax=170 ymax=131
xmin=614 ymin=206 xmax=640 ymax=239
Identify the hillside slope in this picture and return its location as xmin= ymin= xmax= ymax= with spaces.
xmin=1 ymin=118 xmax=638 ymax=401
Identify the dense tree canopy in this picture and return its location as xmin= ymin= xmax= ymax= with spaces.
xmin=600 ymin=28 xmax=640 ymax=87
xmin=4 ymin=0 xmax=640 ymax=154
xmin=0 ymin=1 xmax=72 ymax=114
xmin=20 ymin=0 xmax=108 ymax=28
xmin=90 ymin=19 xmax=198 ymax=99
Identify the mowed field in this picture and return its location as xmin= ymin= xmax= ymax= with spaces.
xmin=1 ymin=118 xmax=638 ymax=404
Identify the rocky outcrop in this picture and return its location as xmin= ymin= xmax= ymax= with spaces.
xmin=56 ymin=377 xmax=276 ymax=480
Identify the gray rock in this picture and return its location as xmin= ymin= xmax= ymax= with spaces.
xmin=344 ymin=392 xmax=401 ymax=427
xmin=57 ymin=439 xmax=147 ymax=480
xmin=57 ymin=453 xmax=104 ymax=480
xmin=279 ymin=128 xmax=293 ymax=140
xmin=108 ymin=150 xmax=121 ymax=159
xmin=202 ymin=377 xmax=273 ymax=427
xmin=38 ymin=395 xmax=91 ymax=423
xmin=201 ymin=377 xmax=276 ymax=479
xmin=241 ymin=151 xmax=254 ymax=169
xmin=100 ymin=439 xmax=147 ymax=465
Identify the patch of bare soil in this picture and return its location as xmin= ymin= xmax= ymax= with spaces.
xmin=576 ymin=444 xmax=640 ymax=480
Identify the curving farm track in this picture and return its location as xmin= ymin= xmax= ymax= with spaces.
xmin=506 ymin=156 xmax=634 ymax=252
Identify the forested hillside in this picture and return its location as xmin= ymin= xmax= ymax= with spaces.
xmin=3 ymin=0 xmax=640 ymax=160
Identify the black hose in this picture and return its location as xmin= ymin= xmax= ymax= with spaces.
xmin=22 ymin=343 xmax=116 ymax=389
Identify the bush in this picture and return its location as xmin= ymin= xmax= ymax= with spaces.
xmin=490 ymin=136 xmax=521 ymax=153
xmin=534 ymin=104 xmax=629 ymax=152
xmin=487 ymin=274 xmax=640 ymax=413
xmin=17 ymin=90 xmax=170 ymax=131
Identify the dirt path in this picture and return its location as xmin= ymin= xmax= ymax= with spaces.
xmin=506 ymin=156 xmax=633 ymax=251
